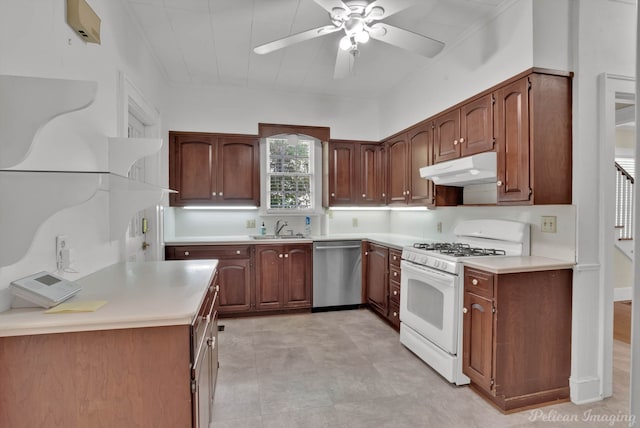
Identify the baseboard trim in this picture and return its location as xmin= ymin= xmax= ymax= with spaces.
xmin=569 ymin=376 xmax=603 ymax=404
xmin=614 ymin=287 xmax=632 ymax=302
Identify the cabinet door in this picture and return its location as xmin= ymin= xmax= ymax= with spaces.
xmin=254 ymin=246 xmax=284 ymax=310
xmin=462 ymin=291 xmax=494 ymax=392
xmin=169 ymin=133 xmax=216 ymax=206
xmin=217 ymin=137 xmax=260 ymax=205
xmin=408 ymin=124 xmax=434 ymax=205
xmin=386 ymin=137 xmax=409 ymax=204
xmin=365 ymin=243 xmax=388 ymax=315
xmin=328 ymin=142 xmax=357 ymax=205
xmin=359 ymin=144 xmax=386 ymax=204
xmin=461 ymin=94 xmax=494 ymax=157
xmin=433 ymin=110 xmax=461 ymax=163
xmin=217 ymin=259 xmax=252 ymax=313
xmin=494 ymin=77 xmax=531 ymax=203
xmin=283 ymin=245 xmax=312 ymax=308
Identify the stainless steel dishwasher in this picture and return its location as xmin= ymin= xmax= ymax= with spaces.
xmin=312 ymin=240 xmax=362 ymax=311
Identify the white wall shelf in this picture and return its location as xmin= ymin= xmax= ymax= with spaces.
xmin=108 ymin=137 xmax=163 ymax=176
xmin=0 ymin=75 xmax=172 ymax=267
xmin=0 ymin=75 xmax=97 ymax=169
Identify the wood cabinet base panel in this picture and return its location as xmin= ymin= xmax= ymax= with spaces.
xmin=219 ymin=307 xmax=311 ymax=319
xmin=469 ymin=382 xmax=570 ymax=413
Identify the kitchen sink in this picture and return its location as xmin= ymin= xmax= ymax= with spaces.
xmin=251 ymin=234 xmax=307 ymax=240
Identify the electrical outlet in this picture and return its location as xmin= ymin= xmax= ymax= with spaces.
xmin=437 ymin=222 xmax=442 ymax=233
xmin=246 ymin=219 xmax=256 ymax=228
xmin=541 ymin=216 xmax=557 ymax=233
xmin=352 ymin=217 xmax=358 ymax=227
xmin=56 ymin=235 xmax=69 ymax=270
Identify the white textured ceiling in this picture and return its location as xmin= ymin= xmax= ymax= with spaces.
xmin=124 ymin=0 xmax=513 ymax=96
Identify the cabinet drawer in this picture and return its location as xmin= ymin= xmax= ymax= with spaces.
xmin=464 ymin=267 xmax=494 ymax=298
xmin=167 ymin=245 xmax=251 ymax=260
xmin=389 ymin=282 xmax=400 ymax=304
xmin=389 ymin=249 xmax=402 ymax=267
xmin=389 ymin=265 xmax=401 ymax=283
xmin=388 ymin=301 xmax=400 ymax=329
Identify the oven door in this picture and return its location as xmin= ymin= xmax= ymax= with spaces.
xmin=400 ymin=260 xmax=458 ymax=355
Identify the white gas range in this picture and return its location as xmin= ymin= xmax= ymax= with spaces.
xmin=399 ymin=219 xmax=530 ymax=385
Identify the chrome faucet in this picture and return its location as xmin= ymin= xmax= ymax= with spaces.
xmin=275 ymin=219 xmax=288 ymax=236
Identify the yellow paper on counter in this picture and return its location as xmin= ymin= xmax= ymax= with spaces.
xmin=44 ymin=300 xmax=108 ymax=314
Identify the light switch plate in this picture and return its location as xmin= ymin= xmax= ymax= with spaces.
xmin=541 ymin=216 xmax=557 ymax=233
xmin=246 ymin=219 xmax=256 ymax=228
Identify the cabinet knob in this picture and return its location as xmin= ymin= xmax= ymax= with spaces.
xmin=393 ymin=312 xmax=398 ymax=317
xmin=463 ymin=307 xmax=468 ymax=314
xmin=393 ymin=272 xmax=398 ymax=277
xmin=215 ymin=285 xmax=219 ymax=292
xmin=459 ymin=137 xmax=465 ymax=143
xmin=279 ymin=254 xmax=283 ymax=258
xmin=284 ymin=254 xmax=289 ymax=258
xmin=393 ymin=256 xmax=397 ymax=261
xmin=365 ymin=251 xmax=368 ymax=256
xmin=184 ymin=251 xmax=190 ymax=256
xmin=331 ymin=193 xmax=336 ymax=197
xmin=236 ymin=250 xmax=241 ymax=254
xmin=362 ymin=194 xmax=366 ymax=198
xmin=393 ymin=290 xmax=398 ymax=295
xmin=382 ymin=193 xmax=386 ymax=197
xmin=212 ymin=192 xmax=217 ymax=196
xmin=454 ymin=139 xmax=459 ymax=145
xmin=219 ymin=192 xmax=223 ymax=196
xmin=496 ymin=180 xmax=503 ymax=187
xmin=472 ymin=279 xmax=478 ymax=285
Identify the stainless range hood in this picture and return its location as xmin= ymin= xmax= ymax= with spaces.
xmin=419 ymin=151 xmax=497 ymax=186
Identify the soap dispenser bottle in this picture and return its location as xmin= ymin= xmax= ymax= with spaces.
xmin=260 ymin=222 xmax=267 ymax=235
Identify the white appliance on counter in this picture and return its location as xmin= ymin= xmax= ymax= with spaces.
xmin=399 ymin=219 xmax=530 ymax=385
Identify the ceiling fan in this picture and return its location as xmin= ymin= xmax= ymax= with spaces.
xmin=253 ymin=0 xmax=445 ymax=79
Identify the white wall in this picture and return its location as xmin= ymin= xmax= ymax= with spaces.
xmin=0 ymin=0 xmax=166 ymax=311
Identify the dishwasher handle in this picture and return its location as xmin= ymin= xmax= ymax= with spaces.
xmin=314 ymin=245 xmax=361 ymax=250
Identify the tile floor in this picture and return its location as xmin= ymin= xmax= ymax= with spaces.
xmin=212 ymin=309 xmax=632 ymax=427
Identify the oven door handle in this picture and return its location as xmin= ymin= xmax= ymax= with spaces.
xmin=401 ymin=260 xmax=457 ymax=284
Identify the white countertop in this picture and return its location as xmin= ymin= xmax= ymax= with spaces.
xmin=0 ymin=260 xmax=217 ymax=337
xmin=462 ymin=256 xmax=575 ymax=274
xmin=164 ymin=233 xmax=422 ymax=250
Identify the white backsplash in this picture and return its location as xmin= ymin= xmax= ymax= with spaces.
xmin=165 ymin=204 xmax=576 ymax=261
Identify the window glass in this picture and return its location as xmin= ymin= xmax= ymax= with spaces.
xmin=266 ymin=135 xmax=314 ymax=210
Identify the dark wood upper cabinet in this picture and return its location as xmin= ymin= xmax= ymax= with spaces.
xmin=328 ymin=141 xmax=357 ymax=205
xmin=408 ymin=123 xmax=434 ymax=205
xmin=358 ymin=144 xmax=386 ymax=204
xmin=386 ymin=136 xmax=409 ymax=204
xmin=434 ymin=94 xmax=494 ymax=163
xmin=169 ymin=131 xmax=259 ymax=206
xmin=494 ymin=73 xmax=572 ymax=205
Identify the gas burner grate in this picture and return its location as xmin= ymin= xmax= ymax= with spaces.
xmin=412 ymin=242 xmax=507 ymax=257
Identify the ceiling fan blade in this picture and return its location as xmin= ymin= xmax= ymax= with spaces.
xmin=334 ymin=48 xmax=355 ymax=79
xmin=313 ymin=0 xmax=350 ymax=14
xmin=254 ymin=25 xmax=341 ymax=55
xmin=365 ymin=0 xmax=422 ymax=20
xmin=369 ymin=23 xmax=444 ymax=57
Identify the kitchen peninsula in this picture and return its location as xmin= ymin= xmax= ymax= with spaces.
xmin=0 ymin=260 xmax=218 ymax=428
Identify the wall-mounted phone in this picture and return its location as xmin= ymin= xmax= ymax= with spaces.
xmin=10 ymin=271 xmax=81 ymax=308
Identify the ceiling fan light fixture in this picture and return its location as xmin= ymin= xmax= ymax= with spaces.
xmin=339 ymin=35 xmax=353 ymax=50
xmin=355 ymin=30 xmax=369 ymax=44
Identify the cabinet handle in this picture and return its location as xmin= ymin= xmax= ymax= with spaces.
xmin=236 ymin=250 xmax=241 ymax=254
xmin=459 ymin=137 xmax=465 ymax=143
xmin=184 ymin=251 xmax=190 ymax=256
xmin=284 ymin=254 xmax=289 ymax=258
xmin=454 ymin=139 xmax=459 ymax=145
xmin=279 ymin=254 xmax=283 ymax=258
xmin=463 ymin=307 xmax=468 ymax=314
xmin=496 ymin=181 xmax=503 ymax=187
xmin=212 ymin=192 xmax=217 ymax=196
xmin=472 ymin=279 xmax=478 ymax=285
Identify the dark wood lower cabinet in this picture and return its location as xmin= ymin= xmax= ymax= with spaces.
xmin=462 ymin=267 xmax=572 ymax=412
xmin=363 ymin=242 xmax=402 ymax=330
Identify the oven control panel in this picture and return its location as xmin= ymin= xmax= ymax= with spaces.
xmin=401 ymin=249 xmax=458 ymax=274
